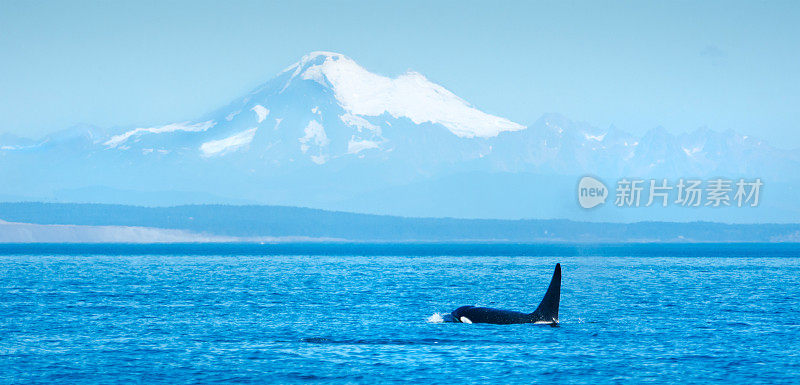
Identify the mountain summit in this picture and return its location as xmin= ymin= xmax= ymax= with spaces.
xmin=279 ymin=52 xmax=525 ymax=138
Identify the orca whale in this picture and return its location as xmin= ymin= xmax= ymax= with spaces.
xmin=449 ymin=263 xmax=561 ymax=325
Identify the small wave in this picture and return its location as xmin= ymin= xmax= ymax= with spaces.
xmin=300 ymin=337 xmax=332 ymax=344
xmin=300 ymin=337 xmax=453 ymax=345
xmin=427 ymin=313 xmax=445 ymax=323
xmin=726 ymin=322 xmax=752 ymax=327
xmin=428 ymin=312 xmax=459 ymax=323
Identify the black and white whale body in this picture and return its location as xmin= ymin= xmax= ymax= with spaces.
xmin=449 ymin=263 xmax=561 ymax=325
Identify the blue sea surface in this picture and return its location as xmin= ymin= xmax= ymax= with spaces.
xmin=1 ymin=243 xmax=799 ymax=383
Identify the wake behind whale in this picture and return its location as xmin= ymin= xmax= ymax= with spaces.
xmin=443 ymin=263 xmax=561 ymax=325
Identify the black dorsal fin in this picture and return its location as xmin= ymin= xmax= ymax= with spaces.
xmin=530 ymin=263 xmax=561 ymax=324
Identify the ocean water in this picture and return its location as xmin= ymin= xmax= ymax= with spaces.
xmin=1 ymin=243 xmax=799 ymax=384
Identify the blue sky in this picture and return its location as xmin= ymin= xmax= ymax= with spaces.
xmin=1 ymin=0 xmax=798 ymax=147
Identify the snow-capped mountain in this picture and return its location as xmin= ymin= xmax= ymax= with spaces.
xmin=1 ymin=51 xmax=798 ymax=221
xmin=92 ymin=52 xmax=523 ymax=166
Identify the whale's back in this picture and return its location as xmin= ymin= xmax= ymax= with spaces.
xmin=449 ymin=263 xmax=561 ymax=325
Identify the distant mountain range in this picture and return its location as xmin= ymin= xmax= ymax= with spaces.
xmin=1 ymin=52 xmax=798 ymax=222
xmin=0 ymin=203 xmax=798 ymax=243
